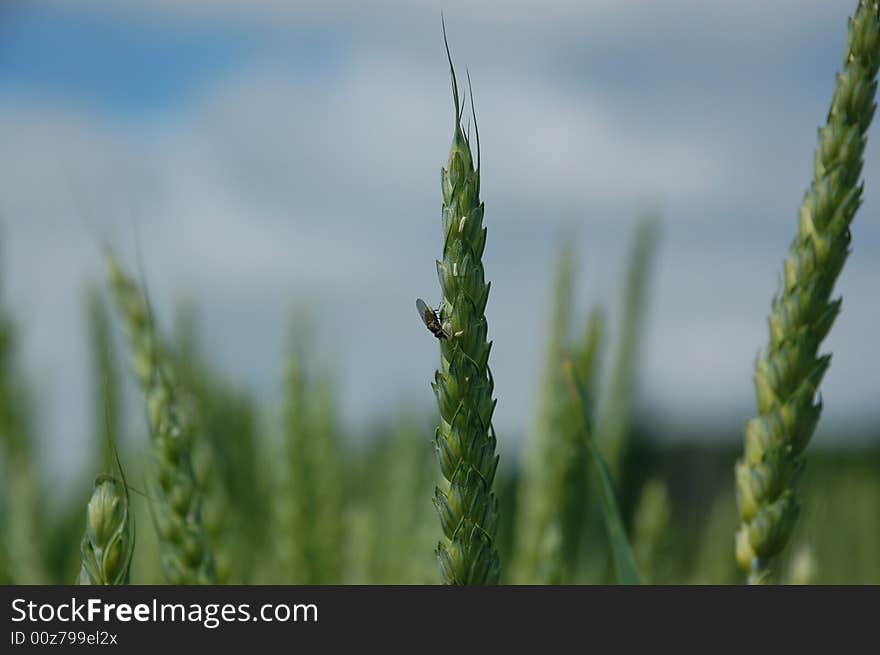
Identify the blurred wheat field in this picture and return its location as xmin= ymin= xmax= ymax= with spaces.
xmin=1 ymin=2 xmax=880 ymax=586
xmin=1 ymin=223 xmax=878 ymax=585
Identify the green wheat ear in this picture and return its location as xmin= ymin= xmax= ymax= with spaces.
xmin=276 ymin=320 xmax=345 ymax=584
xmin=595 ymin=216 xmax=657 ymax=477
xmin=735 ymin=0 xmax=880 ymax=583
xmin=430 ymin=25 xmax=501 ymax=585
xmin=78 ymin=472 xmax=134 ymax=585
xmin=106 ymin=253 xmax=215 ymax=584
xmin=512 ymin=243 xmax=581 ymax=584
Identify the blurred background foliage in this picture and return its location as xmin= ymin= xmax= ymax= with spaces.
xmin=1 ymin=219 xmax=877 ymax=585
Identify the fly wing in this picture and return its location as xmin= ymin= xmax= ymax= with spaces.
xmin=416 ymin=298 xmax=432 ymax=325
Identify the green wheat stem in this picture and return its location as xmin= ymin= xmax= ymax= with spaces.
xmin=734 ymin=0 xmax=880 ymax=584
xmin=106 ymin=253 xmax=215 ymax=584
xmin=430 ymin=31 xmax=501 ymax=585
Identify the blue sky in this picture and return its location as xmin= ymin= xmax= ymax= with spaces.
xmin=0 ymin=2 xmax=349 ymax=115
xmin=1 ymin=0 xmax=878 ymax=485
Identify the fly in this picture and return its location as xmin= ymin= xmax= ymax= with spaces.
xmin=416 ymin=298 xmax=449 ymax=340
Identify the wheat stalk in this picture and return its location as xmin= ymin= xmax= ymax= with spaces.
xmin=735 ymin=0 xmax=880 ymax=583
xmin=106 ymin=253 xmax=215 ymax=584
xmin=430 ymin=30 xmax=501 ymax=585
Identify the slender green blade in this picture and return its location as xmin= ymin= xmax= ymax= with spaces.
xmin=563 ymin=358 xmax=641 ymax=585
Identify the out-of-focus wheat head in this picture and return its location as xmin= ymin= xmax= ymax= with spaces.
xmin=106 ymin=254 xmax=215 ymax=584
xmin=735 ymin=0 xmax=880 ymax=583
